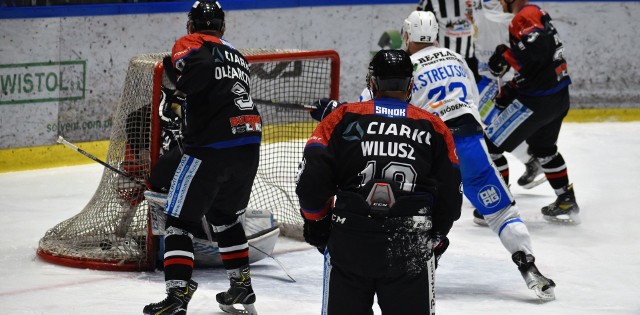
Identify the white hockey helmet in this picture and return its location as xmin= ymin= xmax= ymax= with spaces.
xmin=402 ymin=11 xmax=439 ymax=47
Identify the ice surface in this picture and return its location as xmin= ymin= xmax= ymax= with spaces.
xmin=1 ymin=122 xmax=639 ymax=314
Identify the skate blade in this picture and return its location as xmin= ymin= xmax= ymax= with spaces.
xmin=532 ymin=284 xmax=556 ymax=301
xmin=472 ymin=217 xmax=489 ymax=227
xmin=520 ymin=176 xmax=547 ymax=189
xmin=543 ymin=212 xmax=581 ymax=225
xmin=219 ymin=303 xmax=258 ymax=315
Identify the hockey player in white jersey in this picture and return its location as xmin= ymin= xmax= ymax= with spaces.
xmin=402 ymin=10 xmax=555 ymax=300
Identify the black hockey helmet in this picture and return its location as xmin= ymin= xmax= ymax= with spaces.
xmin=188 ymin=1 xmax=225 ymax=32
xmin=368 ymin=49 xmax=414 ymax=92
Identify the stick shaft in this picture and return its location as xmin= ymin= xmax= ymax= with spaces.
xmin=249 ymin=243 xmax=296 ymax=282
xmin=253 ymin=98 xmax=315 ymax=110
xmin=57 ymin=136 xmax=146 ymax=187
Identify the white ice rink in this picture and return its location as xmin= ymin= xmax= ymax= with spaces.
xmin=1 ymin=122 xmax=639 ymax=315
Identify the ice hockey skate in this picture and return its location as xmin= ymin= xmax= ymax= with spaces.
xmin=472 ymin=209 xmax=488 ymax=226
xmin=517 ymin=158 xmax=547 ymax=189
xmin=541 ymin=184 xmax=580 ymax=225
xmin=143 ymin=280 xmax=198 ymax=315
xmin=216 ymin=266 xmax=258 ymax=315
xmin=512 ymin=251 xmax=556 ymax=301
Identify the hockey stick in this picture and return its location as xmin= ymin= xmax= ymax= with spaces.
xmin=253 ymin=98 xmax=315 ymax=111
xmin=249 ymin=243 xmax=296 ymax=283
xmin=56 ymin=136 xmax=146 ymax=187
xmin=198 ymin=217 xmax=297 ymax=283
xmin=58 ymin=135 xmax=145 ymax=239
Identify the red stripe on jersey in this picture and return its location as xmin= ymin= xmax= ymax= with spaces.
xmin=303 ymin=211 xmax=328 ymax=221
xmin=301 ymin=199 xmax=332 ymax=220
xmin=164 ymin=258 xmax=194 ymax=268
xmin=504 ymin=49 xmax=520 ymax=72
xmin=555 ymin=63 xmax=568 ymax=76
xmin=220 ymin=250 xmax=249 ymax=260
xmin=306 ymin=101 xmax=375 ymax=148
xmin=406 ymin=105 xmax=460 ymax=166
xmin=545 ymin=170 xmax=567 ymax=179
xmin=172 ymin=33 xmax=223 ymax=64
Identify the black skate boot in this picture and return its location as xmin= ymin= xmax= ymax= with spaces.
xmin=512 ymin=251 xmax=556 ymax=301
xmin=517 ymin=158 xmax=547 ymax=189
xmin=143 ymin=280 xmax=198 ymax=315
xmin=216 ymin=265 xmax=258 ymax=315
xmin=472 ymin=209 xmax=488 ymax=226
xmin=541 ymin=184 xmax=580 ymax=225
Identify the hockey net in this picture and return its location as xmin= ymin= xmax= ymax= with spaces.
xmin=37 ymin=49 xmax=340 ymax=271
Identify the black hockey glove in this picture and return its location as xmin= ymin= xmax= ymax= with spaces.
xmin=302 ymin=214 xmax=332 ymax=254
xmin=494 ymin=81 xmax=518 ymax=110
xmin=488 ymin=44 xmax=511 ymax=78
xmin=159 ymin=85 xmax=184 ymax=129
xmin=432 ymin=232 xmax=450 ymax=269
xmin=310 ymin=98 xmax=343 ymax=122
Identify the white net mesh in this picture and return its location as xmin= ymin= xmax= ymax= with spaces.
xmin=37 ymin=49 xmax=338 ymax=270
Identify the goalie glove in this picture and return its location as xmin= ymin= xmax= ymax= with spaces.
xmin=488 ymin=44 xmax=511 ymax=78
xmin=159 ymin=85 xmax=184 ymax=129
xmin=301 ymin=211 xmax=332 ymax=254
xmin=310 ymin=98 xmax=343 ymax=122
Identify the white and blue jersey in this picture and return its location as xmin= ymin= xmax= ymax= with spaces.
xmin=410 ymin=46 xmax=481 ymax=124
xmin=410 ymin=45 xmax=512 ymax=216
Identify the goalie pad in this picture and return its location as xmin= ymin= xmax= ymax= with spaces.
xmin=145 ymin=190 xmax=280 ymax=267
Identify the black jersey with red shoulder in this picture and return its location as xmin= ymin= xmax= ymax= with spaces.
xmin=171 ymin=33 xmax=261 ymax=149
xmin=502 ymin=5 xmax=571 ymax=96
xmin=296 ymin=97 xmax=462 ymax=236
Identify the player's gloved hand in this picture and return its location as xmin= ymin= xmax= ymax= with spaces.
xmin=310 ymin=98 xmax=342 ymax=122
xmin=432 ymin=232 xmax=450 ymax=269
xmin=159 ymin=85 xmax=184 ymax=127
xmin=495 ymin=81 xmax=518 ymax=110
xmin=302 ymin=214 xmax=332 ymax=254
xmin=488 ymin=44 xmax=511 ymax=78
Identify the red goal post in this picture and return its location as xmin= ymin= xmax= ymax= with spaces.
xmin=37 ymin=49 xmax=340 ymax=271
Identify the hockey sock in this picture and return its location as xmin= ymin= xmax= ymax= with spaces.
xmin=163 ymin=226 xmax=195 ymax=289
xmin=491 ymin=153 xmax=510 ymax=184
xmin=213 ymin=220 xmax=249 ymax=270
xmin=538 ymin=152 xmax=569 ymax=192
xmin=484 ymin=205 xmax=532 ymax=255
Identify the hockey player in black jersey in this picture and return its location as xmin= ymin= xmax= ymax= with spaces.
xmin=144 ymin=1 xmax=261 ymax=315
xmin=296 ymin=49 xmax=462 ymax=315
xmin=486 ymin=0 xmax=580 ymax=225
